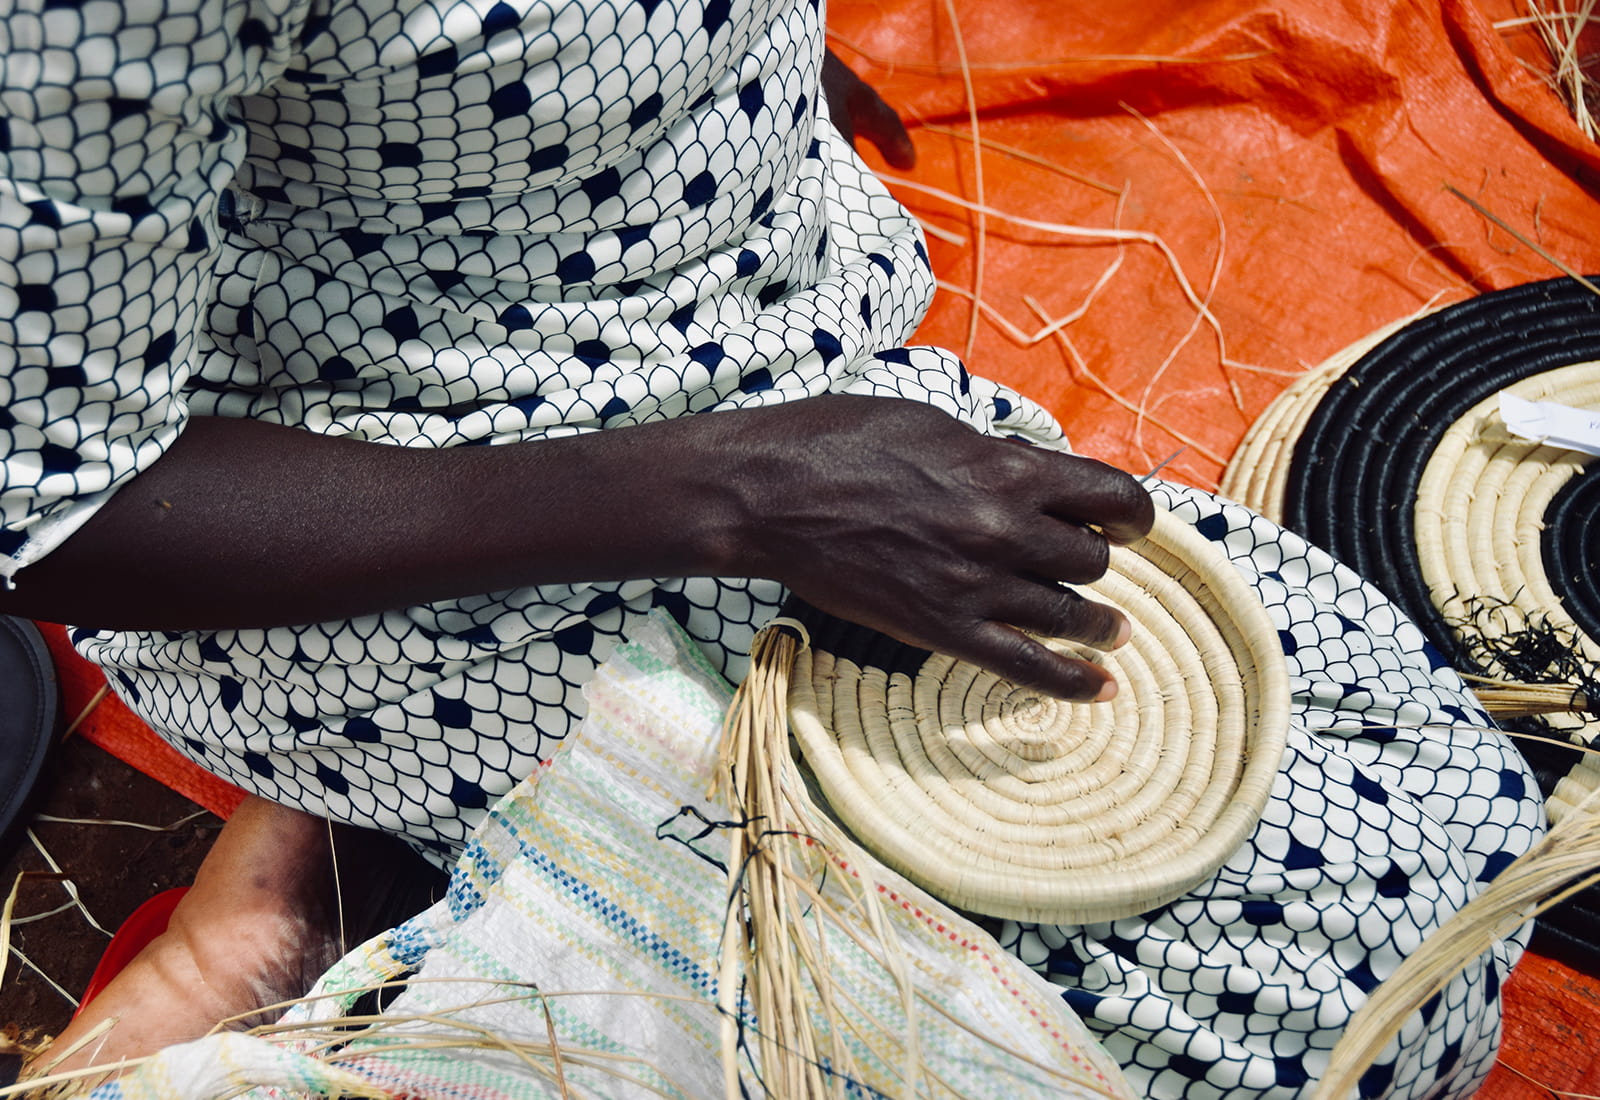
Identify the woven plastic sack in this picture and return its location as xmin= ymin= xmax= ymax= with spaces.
xmin=89 ymin=612 xmax=1133 ymax=1100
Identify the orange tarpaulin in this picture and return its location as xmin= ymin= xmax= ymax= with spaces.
xmin=829 ymin=0 xmax=1600 ymax=489
xmin=42 ymin=0 xmax=1600 ymax=1092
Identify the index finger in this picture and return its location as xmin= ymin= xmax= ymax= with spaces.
xmin=1037 ymin=454 xmax=1156 ymax=545
xmin=958 ymin=620 xmax=1117 ymax=702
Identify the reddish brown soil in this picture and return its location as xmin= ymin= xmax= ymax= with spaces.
xmin=0 ymin=737 xmax=215 ymax=1059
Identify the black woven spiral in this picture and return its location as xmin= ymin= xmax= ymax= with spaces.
xmin=1278 ymin=276 xmax=1600 ymax=974
xmin=1283 ymin=276 xmax=1600 ymax=667
xmin=1543 ymin=467 xmax=1600 ymax=648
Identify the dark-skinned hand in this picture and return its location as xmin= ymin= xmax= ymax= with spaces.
xmin=3 ymin=396 xmax=1152 ymax=703
xmin=821 ymin=48 xmax=917 ymax=170
xmin=718 ymin=396 xmax=1154 ymax=701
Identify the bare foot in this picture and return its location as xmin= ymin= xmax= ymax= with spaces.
xmin=27 ymin=797 xmax=442 ymax=1081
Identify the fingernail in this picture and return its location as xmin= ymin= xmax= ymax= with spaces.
xmin=1110 ymin=617 xmax=1132 ymax=649
xmin=1093 ymin=678 xmax=1118 ymax=703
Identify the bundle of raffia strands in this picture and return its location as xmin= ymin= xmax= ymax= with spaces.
xmin=1518 ymin=0 xmax=1600 ymax=140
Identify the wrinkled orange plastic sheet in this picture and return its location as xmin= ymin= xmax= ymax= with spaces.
xmin=829 ymin=0 xmax=1600 ymax=489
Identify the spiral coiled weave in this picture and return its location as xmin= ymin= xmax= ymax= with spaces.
xmin=786 ymin=508 xmax=1290 ymax=924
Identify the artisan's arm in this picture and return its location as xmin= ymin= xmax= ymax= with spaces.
xmin=0 ymin=395 xmax=1153 ymax=701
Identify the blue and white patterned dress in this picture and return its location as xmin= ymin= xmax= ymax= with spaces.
xmin=0 ymin=1 xmax=1544 ymax=1097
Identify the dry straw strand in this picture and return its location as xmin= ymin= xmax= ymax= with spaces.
xmin=883 ymin=173 xmax=1222 ymax=311
xmin=539 ymin=994 xmax=572 ymax=1099
xmin=933 ymin=0 xmax=985 ymax=363
xmin=7 ymin=945 xmax=77 ymax=1010
xmin=33 ymin=810 xmax=213 ymax=833
xmin=935 ymin=244 xmax=1124 ymax=347
xmin=973 ymin=183 xmax=1134 ymax=351
xmin=56 ymin=683 xmax=110 ymax=743
xmin=1496 ymin=1058 xmax=1600 ymax=1099
xmin=1470 ymin=680 xmax=1593 ymax=717
xmin=823 ymin=32 xmax=1272 ymax=77
xmin=324 ymin=816 xmax=348 ymax=958
xmin=1444 ymin=184 xmax=1600 ymax=297
xmin=1026 ymin=300 xmax=1229 ymax=472
xmin=5 ymin=901 xmax=85 ymax=930
xmin=0 ymin=871 xmax=44 ymax=993
xmin=1311 ymin=778 xmax=1600 ymax=1099
xmin=883 ymin=172 xmax=1241 ymax=463
xmin=24 ymin=830 xmax=110 ymax=939
xmin=10 ymin=1018 xmax=122 ymax=1096
xmin=915 ymin=123 xmax=1123 ymax=196
xmin=875 ymin=172 xmax=1249 ymax=474
xmin=1120 ymin=103 xmax=1250 ymax=432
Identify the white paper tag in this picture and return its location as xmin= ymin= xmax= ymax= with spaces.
xmin=1498 ymin=392 xmax=1600 ymax=457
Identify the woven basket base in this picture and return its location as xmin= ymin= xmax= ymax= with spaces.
xmin=788 ymin=507 xmax=1290 ymax=925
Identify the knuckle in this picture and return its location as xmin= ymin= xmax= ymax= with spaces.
xmin=948 ymin=556 xmax=993 ymax=599
xmin=986 ymin=441 xmax=1038 ymax=490
xmin=967 ymin=500 xmax=1018 ymax=552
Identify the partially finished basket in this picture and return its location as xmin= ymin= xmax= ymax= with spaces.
xmin=781 ymin=506 xmax=1291 ymax=925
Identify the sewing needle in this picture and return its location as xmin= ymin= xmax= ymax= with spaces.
xmin=1139 ymin=447 xmax=1187 ymax=484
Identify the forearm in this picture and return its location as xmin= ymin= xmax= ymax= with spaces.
xmin=1 ymin=413 xmax=745 ymax=631
xmin=1 ymin=394 xmax=1155 ymax=701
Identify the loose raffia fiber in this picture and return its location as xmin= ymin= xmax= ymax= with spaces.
xmin=1519 ymin=0 xmax=1600 ymax=140
xmin=714 ymin=622 xmax=862 ymax=1100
